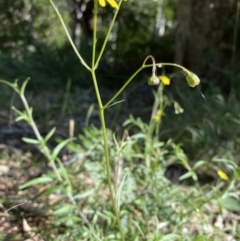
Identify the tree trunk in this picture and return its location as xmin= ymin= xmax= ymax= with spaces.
xmin=175 ymin=0 xmax=239 ymax=78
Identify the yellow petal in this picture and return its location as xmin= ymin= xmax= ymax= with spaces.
xmin=107 ymin=0 xmax=119 ymax=9
xmin=154 ymin=109 xmax=162 ymax=121
xmin=99 ymin=0 xmax=106 ymax=7
xmin=159 ymin=75 xmax=170 ymax=85
xmin=217 ymin=170 xmax=229 ymax=181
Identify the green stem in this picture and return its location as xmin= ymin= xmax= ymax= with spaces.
xmin=100 ymin=109 xmax=125 ymax=241
xmin=103 ymin=65 xmax=146 ymax=109
xmin=155 ymin=83 xmax=164 ymax=137
xmin=91 ymin=71 xmax=125 ymax=241
xmin=20 ymin=93 xmax=62 ymax=181
xmin=103 ymin=62 xmax=186 ymax=109
xmin=160 ymin=63 xmax=188 ymax=72
xmin=94 ymin=0 xmax=124 ymax=69
xmin=48 ymin=0 xmax=91 ymax=71
xmin=92 ymin=1 xmax=98 ymax=68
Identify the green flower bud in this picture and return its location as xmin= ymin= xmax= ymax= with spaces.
xmin=148 ymin=74 xmax=160 ymax=85
xmin=185 ymin=71 xmax=200 ymax=87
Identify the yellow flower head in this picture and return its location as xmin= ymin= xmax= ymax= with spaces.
xmin=98 ymin=0 xmax=127 ymax=9
xmin=159 ymin=75 xmax=170 ymax=85
xmin=154 ymin=109 xmax=162 ymax=121
xmin=217 ymin=170 xmax=229 ymax=181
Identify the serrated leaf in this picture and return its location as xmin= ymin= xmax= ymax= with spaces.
xmin=22 ymin=137 xmax=40 ymax=145
xmin=19 ymin=175 xmax=53 ymax=189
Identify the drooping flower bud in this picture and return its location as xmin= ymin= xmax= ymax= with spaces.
xmin=173 ymin=101 xmax=184 ymax=114
xmin=185 ymin=71 xmax=200 ymax=87
xmin=148 ymin=74 xmax=160 ymax=85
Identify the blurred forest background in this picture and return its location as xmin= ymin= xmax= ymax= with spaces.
xmin=0 ymin=0 xmax=240 ymax=160
xmin=1 ymin=0 xmax=239 ymax=90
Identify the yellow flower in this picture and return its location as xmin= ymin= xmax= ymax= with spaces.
xmin=154 ymin=109 xmax=162 ymax=121
xmin=99 ymin=0 xmax=126 ymax=9
xmin=159 ymin=75 xmax=170 ymax=85
xmin=217 ymin=170 xmax=229 ymax=181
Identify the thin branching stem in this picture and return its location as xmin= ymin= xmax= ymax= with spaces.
xmin=91 ymin=70 xmax=125 ymax=241
xmin=20 ymin=93 xmax=62 ymax=181
xmin=94 ymin=0 xmax=124 ymax=69
xmin=92 ymin=1 xmax=98 ymax=68
xmin=103 ymin=65 xmax=145 ymax=109
xmin=99 ymin=108 xmax=125 ymax=241
xmin=48 ymin=0 xmax=91 ymax=71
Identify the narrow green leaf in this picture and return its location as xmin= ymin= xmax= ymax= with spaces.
xmin=113 ymin=133 xmax=120 ymax=151
xmin=12 ymin=107 xmax=24 ymax=116
xmin=131 ymin=219 xmax=145 ymax=238
xmin=52 ymin=138 xmax=74 ymax=160
xmin=106 ymin=99 xmax=125 ymax=109
xmin=53 ymin=204 xmax=74 ymax=216
xmin=116 ymin=170 xmax=129 ymax=210
xmin=73 ymin=190 xmax=94 ymax=200
xmin=131 ymin=133 xmax=146 ymax=139
xmin=15 ymin=115 xmax=29 ymax=122
xmin=29 ymin=107 xmax=33 ymax=116
xmin=56 ymin=157 xmax=72 ymax=193
xmin=20 ymin=77 xmax=30 ymax=96
xmin=22 ymin=137 xmax=40 ymax=145
xmin=120 ymin=141 xmax=129 ymax=152
xmin=193 ymin=160 xmax=207 ymax=170
xmin=19 ymin=175 xmax=53 ymax=189
xmin=0 ymin=79 xmax=20 ymax=93
xmin=161 ymin=234 xmax=181 ymax=241
xmin=85 ymin=104 xmax=94 ymax=127
xmin=179 ymin=171 xmax=195 ymax=181
xmin=44 ymin=127 xmax=56 ymax=143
